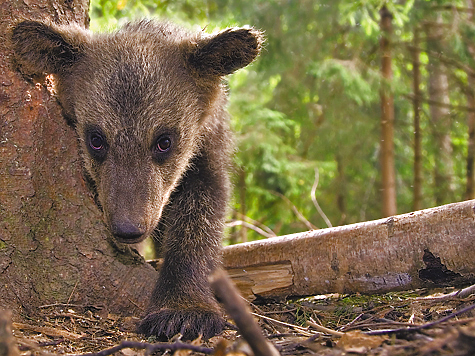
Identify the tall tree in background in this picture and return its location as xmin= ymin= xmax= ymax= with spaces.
xmin=465 ymin=0 xmax=475 ymax=200
xmin=465 ymin=74 xmax=475 ymax=200
xmin=426 ymin=14 xmax=455 ymax=205
xmin=412 ymin=28 xmax=423 ymax=211
xmin=0 ymin=0 xmax=156 ymax=318
xmin=380 ymin=5 xmax=397 ymax=217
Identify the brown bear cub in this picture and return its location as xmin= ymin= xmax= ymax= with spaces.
xmin=11 ymin=19 xmax=262 ymax=340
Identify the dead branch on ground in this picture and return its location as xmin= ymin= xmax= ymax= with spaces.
xmin=210 ymin=269 xmax=281 ymax=356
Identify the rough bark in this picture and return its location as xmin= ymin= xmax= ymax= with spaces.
xmin=0 ymin=0 xmax=157 ymax=320
xmin=379 ymin=6 xmax=397 ymax=217
xmin=223 ymin=200 xmax=475 ymax=301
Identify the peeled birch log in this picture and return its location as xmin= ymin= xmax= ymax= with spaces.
xmin=223 ymin=200 xmax=475 ymax=301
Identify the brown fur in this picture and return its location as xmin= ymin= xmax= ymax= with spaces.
xmin=11 ymin=19 xmax=263 ymax=340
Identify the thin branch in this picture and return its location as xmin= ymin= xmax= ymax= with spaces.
xmin=337 ymin=313 xmax=364 ymax=332
xmin=250 ymin=313 xmax=316 ymax=337
xmin=402 ymin=43 xmax=475 ymax=78
xmin=365 ymin=303 xmax=475 ymax=336
xmin=271 ymin=191 xmax=317 ymax=230
xmin=416 ymin=283 xmax=475 ymax=301
xmin=209 ymin=269 xmax=281 ymax=356
xmin=12 ymin=322 xmax=85 ymax=341
xmin=455 ymin=284 xmax=475 ymax=299
xmin=18 ymin=339 xmax=65 ymax=352
xmin=67 ymin=279 xmax=79 ymax=304
xmin=227 ymin=220 xmax=276 ymax=239
xmin=431 ymin=4 xmax=475 ymax=13
xmin=231 ymin=210 xmax=277 ymax=237
xmin=311 ymin=167 xmax=332 ymax=228
xmin=38 ymin=303 xmax=92 ymax=309
xmin=404 ymin=93 xmax=475 ymax=113
xmin=307 ymin=318 xmax=344 ymax=337
xmin=76 ymin=340 xmax=214 ymax=356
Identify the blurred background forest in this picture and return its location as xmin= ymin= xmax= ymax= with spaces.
xmin=89 ymin=0 xmax=475 ymax=244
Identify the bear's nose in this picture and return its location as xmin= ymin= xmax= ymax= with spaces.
xmin=112 ymin=221 xmax=146 ymax=242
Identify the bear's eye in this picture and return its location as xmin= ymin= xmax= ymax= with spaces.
xmin=86 ymin=128 xmax=108 ymax=161
xmin=152 ymin=134 xmax=173 ymax=163
xmin=90 ymin=133 xmax=105 ymax=150
xmin=156 ymin=136 xmax=172 ymax=153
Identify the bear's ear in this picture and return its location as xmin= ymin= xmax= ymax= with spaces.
xmin=11 ymin=20 xmax=89 ymax=76
xmin=188 ymin=27 xmax=263 ymax=77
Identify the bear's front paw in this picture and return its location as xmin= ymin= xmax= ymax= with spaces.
xmin=136 ymin=309 xmax=224 ymax=340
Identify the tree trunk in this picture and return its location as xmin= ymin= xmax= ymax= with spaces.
xmin=412 ymin=29 xmax=423 ymax=211
xmin=466 ymin=74 xmax=475 ymax=200
xmin=0 ymin=0 xmax=157 ymax=320
xmin=426 ymin=15 xmax=455 ymax=205
xmin=465 ymin=0 xmax=475 ymax=200
xmin=379 ymin=6 xmax=397 ymax=217
xmin=336 ymin=154 xmax=347 ymax=225
xmin=238 ymin=166 xmax=248 ymax=243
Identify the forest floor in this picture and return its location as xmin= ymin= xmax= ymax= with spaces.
xmin=9 ymin=285 xmax=475 ymax=356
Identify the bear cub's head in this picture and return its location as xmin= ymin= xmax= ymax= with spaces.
xmin=11 ymin=20 xmax=263 ymax=244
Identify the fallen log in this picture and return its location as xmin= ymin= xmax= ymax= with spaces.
xmin=223 ymin=200 xmax=475 ymax=301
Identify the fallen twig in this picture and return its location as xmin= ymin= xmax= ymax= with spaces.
xmin=455 ymin=284 xmax=475 ymax=299
xmin=210 ymin=269 xmax=281 ymax=356
xmin=251 ymin=313 xmax=315 ymax=337
xmin=18 ymin=339 xmax=65 ymax=352
xmin=417 ymin=283 xmax=475 ymax=301
xmin=365 ymin=303 xmax=475 ymax=336
xmin=307 ymin=318 xmax=344 ymax=337
xmin=12 ymin=322 xmax=85 ymax=340
xmin=75 ymin=340 xmax=213 ymax=356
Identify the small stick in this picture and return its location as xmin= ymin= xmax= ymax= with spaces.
xmin=307 ymin=318 xmax=344 ymax=337
xmin=209 ymin=269 xmax=281 ymax=356
xmin=12 ymin=322 xmax=84 ymax=340
xmin=76 ymin=340 xmax=213 ymax=356
xmin=67 ymin=279 xmax=80 ymax=304
xmin=416 ymin=283 xmax=475 ymax=301
xmin=366 ymin=303 xmax=475 ymax=336
xmin=18 ymin=339 xmax=65 ymax=351
xmin=250 ymin=313 xmax=315 ymax=336
xmin=338 ymin=312 xmax=364 ymax=331
xmin=456 ymin=283 xmax=475 ymax=299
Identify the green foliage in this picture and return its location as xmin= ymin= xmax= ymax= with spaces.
xmin=90 ymin=0 xmax=475 ymax=242
xmin=309 ymin=59 xmax=379 ymax=106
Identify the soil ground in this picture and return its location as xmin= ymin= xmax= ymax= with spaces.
xmin=9 ymin=286 xmax=475 ymax=356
